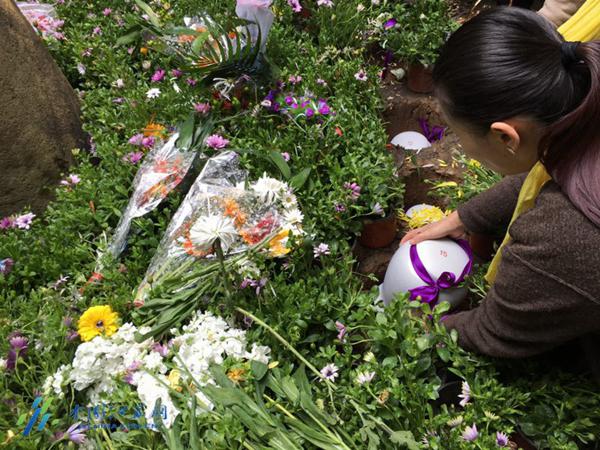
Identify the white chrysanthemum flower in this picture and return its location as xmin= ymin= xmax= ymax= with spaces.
xmin=281 ymin=189 xmax=298 ymax=209
xmin=0 ymin=358 xmax=6 ymax=372
xmin=251 ymin=174 xmax=287 ymax=205
xmin=189 ymin=215 xmax=238 ymax=252
xmin=283 ymin=208 xmax=304 ymax=225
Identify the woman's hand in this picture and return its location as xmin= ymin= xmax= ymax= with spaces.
xmin=400 ymin=211 xmax=468 ymax=245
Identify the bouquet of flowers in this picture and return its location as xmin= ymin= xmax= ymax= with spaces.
xmin=43 ymin=311 xmax=270 ymax=430
xmin=107 ymin=133 xmax=197 ymax=258
xmin=134 ymin=151 xmax=303 ymax=339
xmin=17 ymin=2 xmax=64 ymax=40
xmin=119 ymin=0 xmax=273 ymax=84
xmin=262 ymin=87 xmax=335 ymax=124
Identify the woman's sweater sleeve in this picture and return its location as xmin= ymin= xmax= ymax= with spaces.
xmin=456 ymin=174 xmax=527 ymax=236
xmin=442 ymin=242 xmax=600 ymax=357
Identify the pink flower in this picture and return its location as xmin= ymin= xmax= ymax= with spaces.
xmin=194 ymin=102 xmax=211 ymax=114
xmin=313 ymin=243 xmax=330 ymax=258
xmin=151 ymin=69 xmax=166 ymax=83
xmin=103 ymin=8 xmax=112 ymax=16
xmin=316 ymin=78 xmax=327 ymax=85
xmin=335 ymin=321 xmax=346 ymax=342
xmin=343 ymin=182 xmax=361 ymax=200
xmin=92 ymin=26 xmax=102 ymax=36
xmin=14 ymin=213 xmax=35 ymax=230
xmin=354 ymin=69 xmax=367 ymax=81
xmin=205 ymin=134 xmax=230 ymax=149
xmin=462 ymin=424 xmax=478 ymax=442
xmin=128 ymin=133 xmax=144 ymax=146
xmin=288 ymin=74 xmax=302 ymax=84
xmin=61 ymin=174 xmax=81 ymax=186
xmin=186 ymin=78 xmax=197 ymax=86
xmin=141 ymin=136 xmax=155 ymax=148
xmin=281 ymin=152 xmax=291 ymax=161
xmin=172 ymin=69 xmax=183 ymax=78
xmin=287 ymin=0 xmax=302 ymax=12
xmin=317 ymin=0 xmax=334 ymax=6
xmin=123 ymin=151 xmax=144 ymax=164
xmin=458 ymin=381 xmax=471 ymax=407
xmin=496 ymin=432 xmax=509 ymax=447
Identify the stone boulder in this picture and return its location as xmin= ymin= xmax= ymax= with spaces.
xmin=0 ymin=0 xmax=85 ymax=217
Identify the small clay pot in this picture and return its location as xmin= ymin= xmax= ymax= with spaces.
xmin=359 ymin=213 xmax=398 ymax=249
xmin=407 ymin=62 xmax=434 ymax=94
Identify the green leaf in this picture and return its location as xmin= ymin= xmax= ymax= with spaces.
xmin=268 ymin=151 xmax=292 ymax=179
xmin=176 ymin=114 xmax=196 ymax=150
xmin=251 ymin=360 xmax=268 ymax=381
xmin=134 ymin=0 xmax=161 ymax=28
xmin=191 ymin=32 xmax=210 ymax=56
xmin=116 ymin=27 xmax=142 ymax=46
xmin=289 ymin=168 xmax=311 ymax=190
xmin=390 ymin=431 xmax=420 ymax=450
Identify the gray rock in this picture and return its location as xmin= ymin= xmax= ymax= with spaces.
xmin=0 ymin=0 xmax=84 ymax=216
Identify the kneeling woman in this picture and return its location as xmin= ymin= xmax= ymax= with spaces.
xmin=402 ymin=8 xmax=600 ymax=371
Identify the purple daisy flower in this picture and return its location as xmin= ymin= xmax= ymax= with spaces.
xmin=462 ymin=424 xmax=478 ymax=442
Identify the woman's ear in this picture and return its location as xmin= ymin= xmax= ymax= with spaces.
xmin=490 ymin=122 xmax=521 ymax=153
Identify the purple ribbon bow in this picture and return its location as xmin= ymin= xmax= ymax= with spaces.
xmin=408 ymin=239 xmax=473 ymax=306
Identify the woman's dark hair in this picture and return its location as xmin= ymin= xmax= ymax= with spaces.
xmin=433 ymin=7 xmax=600 ymax=226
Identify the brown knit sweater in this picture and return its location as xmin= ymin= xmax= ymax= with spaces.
xmin=443 ymin=174 xmax=600 ymax=371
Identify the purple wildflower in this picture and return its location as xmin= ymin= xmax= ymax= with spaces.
xmin=141 ymin=136 xmax=155 ymax=148
xmin=343 ymin=182 xmax=361 ymax=200
xmin=151 ymin=343 xmax=169 ymax=357
xmin=281 ymin=152 xmax=291 ymax=161
xmin=383 ymin=18 xmax=397 ymax=29
xmin=462 ymin=424 xmax=478 ymax=442
xmin=92 ymin=26 xmax=102 ymax=36
xmin=194 ymin=102 xmax=211 ymax=114
xmin=240 ymin=278 xmax=268 ymax=295
xmin=496 ymin=432 xmax=509 ymax=447
xmin=313 ymin=243 xmax=330 ymax=258
xmin=317 ymin=0 xmax=334 ymax=6
xmin=335 ymin=321 xmax=346 ymax=342
xmin=172 ymin=69 xmax=183 ymax=78
xmin=103 ymin=8 xmax=112 ymax=16
xmin=205 ymin=134 xmax=230 ymax=149
xmin=0 ymin=217 xmax=14 ymax=230
xmin=128 ymin=133 xmax=144 ymax=146
xmin=305 ymin=108 xmax=315 ymax=118
xmin=317 ymin=100 xmax=331 ymax=115
xmin=320 ymin=363 xmax=339 ymax=382
xmin=151 ymin=69 xmax=166 ymax=83
xmin=288 ymin=0 xmax=302 ymax=12
xmin=14 ymin=213 xmax=36 ymax=230
xmin=334 ymin=203 xmax=346 ymax=213
xmin=66 ymin=422 xmax=87 ymax=444
xmin=66 ymin=330 xmax=79 ymax=342
xmin=316 ymin=78 xmax=327 ymax=85
xmin=113 ymin=97 xmax=124 ymax=104
xmin=81 ymin=48 xmax=92 ymax=57
xmin=186 ymin=78 xmax=197 ymax=86
xmin=9 ymin=335 xmax=28 ymax=352
xmin=0 ymin=258 xmax=14 ymax=275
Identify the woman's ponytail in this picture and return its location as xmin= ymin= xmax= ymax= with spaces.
xmin=543 ymin=41 xmax=600 ymax=226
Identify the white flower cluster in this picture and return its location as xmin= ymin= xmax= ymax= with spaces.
xmin=250 ymin=173 xmax=303 ymax=236
xmin=43 ymin=312 xmax=269 ymax=430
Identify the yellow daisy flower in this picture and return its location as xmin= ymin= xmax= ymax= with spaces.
xmin=78 ymin=305 xmax=119 ymax=342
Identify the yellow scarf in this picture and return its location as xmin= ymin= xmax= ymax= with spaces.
xmin=485 ymin=3 xmax=600 ymax=284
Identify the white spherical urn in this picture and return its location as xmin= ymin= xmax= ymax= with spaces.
xmin=380 ymin=238 xmax=472 ymax=308
xmin=405 ymin=203 xmax=435 ymax=218
xmin=391 ymin=131 xmax=431 ymax=151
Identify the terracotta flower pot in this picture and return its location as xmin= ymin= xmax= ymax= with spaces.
xmin=359 ymin=213 xmax=398 ymax=249
xmin=407 ymin=62 xmax=434 ymax=94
